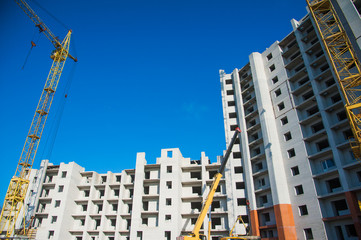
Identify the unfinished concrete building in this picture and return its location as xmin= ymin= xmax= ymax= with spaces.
xmin=219 ymin=0 xmax=361 ymax=239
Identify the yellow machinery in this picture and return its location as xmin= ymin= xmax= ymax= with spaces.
xmin=177 ymin=128 xmax=241 ymax=240
xmin=177 ymin=128 xmax=258 ymax=240
xmin=0 ymin=0 xmax=76 ymax=238
xmin=306 ymin=0 xmax=361 ymax=161
xmin=220 ymin=215 xmax=260 ymax=240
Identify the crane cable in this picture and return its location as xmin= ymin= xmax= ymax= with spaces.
xmin=40 ymin=61 xmax=77 ymax=161
xmin=21 ymin=28 xmax=41 ymax=69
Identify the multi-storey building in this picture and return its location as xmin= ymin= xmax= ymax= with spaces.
xmin=24 ymin=148 xmax=247 ymax=240
xmin=219 ymin=0 xmax=361 ymax=239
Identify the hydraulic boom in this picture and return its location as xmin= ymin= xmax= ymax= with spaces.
xmin=177 ymin=127 xmax=241 ymax=240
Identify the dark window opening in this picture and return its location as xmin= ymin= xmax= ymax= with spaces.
xmin=228 ymin=101 xmax=235 ymax=107
xmin=236 ymin=182 xmax=245 ymax=189
xmin=331 ymin=94 xmax=341 ymax=103
xmin=307 ymin=106 xmax=319 ymax=116
xmin=311 ymin=122 xmax=324 ymax=133
xmin=281 ymin=116 xmax=288 ymax=125
xmin=316 ymin=139 xmax=329 ymax=151
xmin=299 ymin=205 xmax=308 ymax=216
xmin=288 ymin=148 xmax=296 ymax=158
xmin=272 ymin=76 xmax=279 ymax=84
xmin=278 ymin=102 xmax=285 ymax=111
xmin=337 ymin=111 xmax=347 ymax=121
xmin=191 ymin=202 xmax=202 ymax=212
xmin=332 ymin=199 xmax=348 ymax=216
xmin=295 ymin=185 xmax=304 ymax=195
xmin=327 ymin=178 xmax=342 ymax=193
xmin=192 ymin=186 xmax=202 ymax=196
xmin=291 ymin=166 xmax=300 ymax=176
xmin=267 ymin=53 xmax=273 ymax=61
xmin=234 ymin=166 xmax=243 ymax=174
xmin=190 ymin=171 xmax=201 ymax=180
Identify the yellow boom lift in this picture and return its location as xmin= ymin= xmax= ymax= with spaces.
xmin=0 ymin=0 xmax=77 ymax=238
xmin=177 ymin=128 xmax=260 ymax=240
xmin=306 ymin=0 xmax=361 ymax=161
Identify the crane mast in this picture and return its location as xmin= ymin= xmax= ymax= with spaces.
xmin=306 ymin=0 xmax=361 ymax=161
xmin=0 ymin=1 xmax=76 ymax=238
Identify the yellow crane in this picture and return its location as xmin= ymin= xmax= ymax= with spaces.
xmin=306 ymin=0 xmax=361 ymax=161
xmin=0 ymin=0 xmax=77 ymax=238
xmin=177 ymin=128 xmax=259 ymax=240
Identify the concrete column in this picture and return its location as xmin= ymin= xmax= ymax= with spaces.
xmin=249 ymin=52 xmax=297 ymax=239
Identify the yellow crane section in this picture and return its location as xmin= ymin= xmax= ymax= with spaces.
xmin=306 ymin=0 xmax=361 ymax=161
xmin=0 ymin=0 xmax=76 ymax=238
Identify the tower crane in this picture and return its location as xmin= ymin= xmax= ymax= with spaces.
xmin=0 ymin=0 xmax=77 ymax=238
xmin=306 ymin=0 xmax=361 ymax=162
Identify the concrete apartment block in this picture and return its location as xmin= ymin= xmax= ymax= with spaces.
xmin=24 ymin=148 xmax=247 ymax=240
xmin=219 ymin=1 xmax=361 ymax=239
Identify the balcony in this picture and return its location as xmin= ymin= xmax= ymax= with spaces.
xmin=295 ymin=95 xmax=317 ymax=110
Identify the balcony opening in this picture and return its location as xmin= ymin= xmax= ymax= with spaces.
xmin=209 ymin=170 xmax=217 ymax=179
xmin=327 ymin=177 xmax=342 ymax=193
xmin=236 ymin=182 xmax=245 ymax=189
xmin=316 ymin=139 xmax=329 ymax=151
xmin=165 ymin=231 xmax=171 ymax=240
xmin=343 ymin=129 xmax=353 ymax=140
xmin=336 ymin=111 xmax=347 ymax=121
xmin=331 ymin=94 xmax=341 ymax=103
xmin=211 ymin=217 xmax=222 ymax=229
xmin=325 ymin=78 xmax=335 ymax=87
xmin=144 ymin=186 xmax=149 ymax=195
xmin=226 ymin=90 xmax=234 ymax=95
xmin=298 ymin=77 xmax=309 ymax=86
xmin=190 ymin=171 xmax=202 ymax=180
xmin=229 ymin=112 xmax=237 ymax=118
xmin=311 ymin=122 xmax=324 ymax=133
xmin=192 ymin=186 xmax=202 ymax=196
xmin=260 ymin=195 xmax=268 ymax=205
xmin=302 ymin=91 xmax=314 ymax=100
xmin=228 ymin=101 xmax=235 ymax=107
xmin=225 ymin=79 xmax=232 ymax=85
xmin=211 ymin=201 xmax=221 ymax=212
xmin=191 ymin=202 xmax=202 ymax=212
xmin=116 ymin=175 xmax=121 ymax=182
xmin=234 ymin=166 xmax=243 ymax=174
xmin=332 ymin=199 xmax=349 ymax=216
xmin=143 ymin=201 xmax=149 ymax=211
xmin=255 ymin=162 xmax=263 ymax=171
xmin=307 ymin=106 xmax=319 ymax=116
xmin=101 ymin=176 xmax=107 ymax=183
xmin=237 ymin=198 xmax=247 ymax=206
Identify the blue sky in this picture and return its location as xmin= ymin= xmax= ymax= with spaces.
xmin=0 ymin=0 xmax=307 ymax=200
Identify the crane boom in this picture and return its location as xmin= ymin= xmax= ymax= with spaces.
xmin=14 ymin=0 xmax=77 ymax=62
xmin=0 ymin=1 xmax=76 ymax=238
xmin=306 ymin=0 xmax=361 ymax=161
xmin=178 ymin=128 xmax=241 ymax=240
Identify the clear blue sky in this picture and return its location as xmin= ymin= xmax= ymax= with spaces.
xmin=0 ymin=0 xmax=307 ymax=200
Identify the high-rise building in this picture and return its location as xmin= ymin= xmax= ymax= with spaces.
xmin=219 ymin=0 xmax=361 ymax=239
xmin=24 ymin=148 xmax=247 ymax=240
